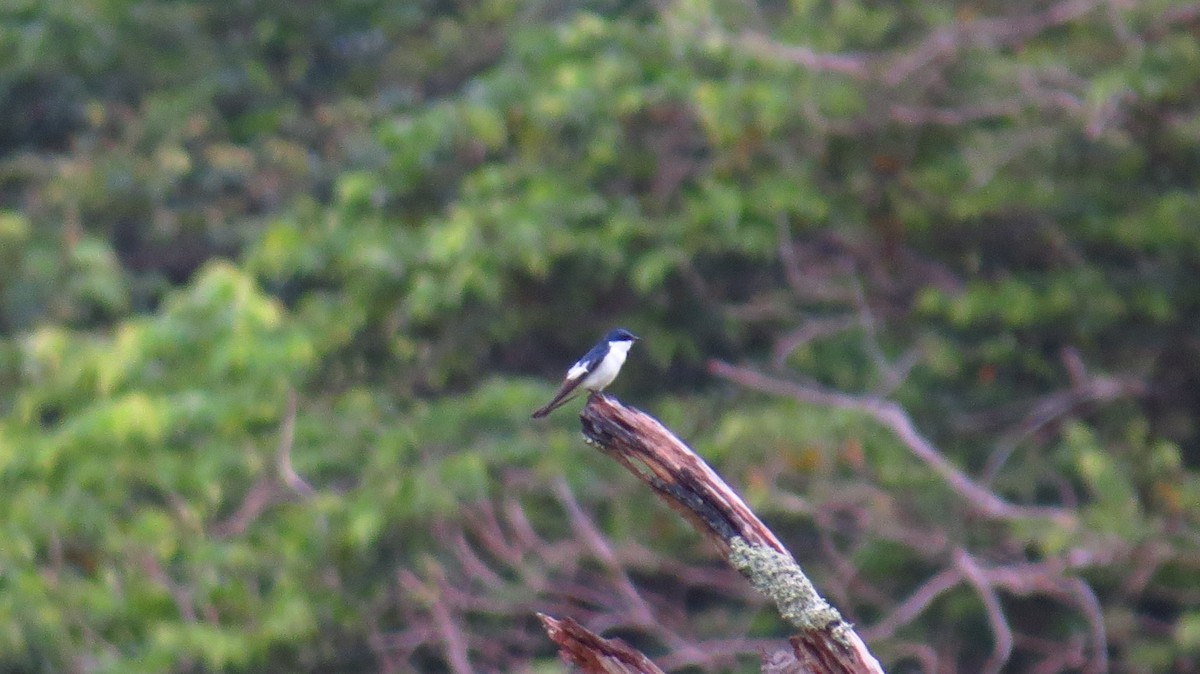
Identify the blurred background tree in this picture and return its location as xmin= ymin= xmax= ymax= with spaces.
xmin=2 ymin=0 xmax=1199 ymax=672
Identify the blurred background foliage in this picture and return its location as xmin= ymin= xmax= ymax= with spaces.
xmin=1 ymin=0 xmax=1199 ymax=672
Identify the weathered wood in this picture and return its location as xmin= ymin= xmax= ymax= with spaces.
xmin=577 ymin=393 xmax=886 ymax=674
xmin=538 ymin=613 xmax=667 ymax=674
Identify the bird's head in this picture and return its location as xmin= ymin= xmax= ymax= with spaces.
xmin=605 ymin=328 xmax=639 ymax=344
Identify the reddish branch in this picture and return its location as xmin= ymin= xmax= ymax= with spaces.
xmin=539 ymin=614 xmax=668 ymax=674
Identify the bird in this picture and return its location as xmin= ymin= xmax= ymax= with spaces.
xmin=531 ymin=328 xmax=640 ymax=418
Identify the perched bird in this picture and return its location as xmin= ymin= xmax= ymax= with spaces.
xmin=531 ymin=328 xmax=639 ymax=418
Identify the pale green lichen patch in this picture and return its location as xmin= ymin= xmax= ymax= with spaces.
xmin=729 ymin=536 xmax=844 ymax=633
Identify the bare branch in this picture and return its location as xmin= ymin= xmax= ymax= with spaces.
xmin=138 ymin=553 xmax=198 ymax=624
xmin=848 ymin=274 xmax=912 ymax=395
xmin=776 ymin=214 xmax=811 ymax=301
xmin=580 ymin=394 xmax=785 ymax=556
xmin=429 ymin=581 xmax=474 ymax=674
xmin=212 ymin=391 xmax=313 ymax=537
xmin=772 ymin=316 xmax=859 ymax=370
xmin=538 ymin=613 xmax=668 ymax=674
xmin=579 ymin=394 xmax=885 ymax=674
xmin=884 ymin=0 xmax=1104 ymax=86
xmin=708 ymin=360 xmax=1075 ymax=525
xmin=736 ymin=32 xmax=869 ymax=78
xmin=981 ymin=348 xmax=1142 ymax=483
xmin=861 ymin=567 xmax=962 ymax=642
xmin=1060 ymin=577 xmax=1108 ymax=674
xmin=954 ymin=549 xmax=1014 ymax=674
xmin=277 ymin=389 xmax=314 ymax=497
xmin=210 ymin=478 xmax=276 ymax=539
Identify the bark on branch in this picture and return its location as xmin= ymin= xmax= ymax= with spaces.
xmin=540 ymin=393 xmax=885 ymax=674
xmin=538 ymin=613 xmax=668 ymax=674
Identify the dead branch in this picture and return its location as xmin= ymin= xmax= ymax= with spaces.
xmin=708 ymin=360 xmax=1075 ymax=526
xmin=539 ymin=613 xmax=668 ymax=674
xmin=883 ymin=0 xmax=1103 ymax=86
xmin=276 ymin=389 xmax=314 ymax=497
xmin=735 ymin=32 xmax=869 ymax=78
xmin=980 ymin=346 xmax=1141 ymax=483
xmin=860 ymin=568 xmax=961 ymax=642
xmin=954 ymin=549 xmax=1013 ymax=674
xmin=429 ymin=579 xmax=474 ymax=674
xmin=211 ymin=390 xmax=312 ymax=538
xmin=210 ymin=478 xmax=276 ymax=539
xmin=576 ymin=393 xmax=885 ymax=674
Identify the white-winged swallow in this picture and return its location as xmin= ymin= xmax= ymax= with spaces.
xmin=531 ymin=328 xmax=639 ymax=418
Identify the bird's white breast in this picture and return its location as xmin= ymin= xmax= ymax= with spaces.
xmin=582 ymin=340 xmax=631 ymax=391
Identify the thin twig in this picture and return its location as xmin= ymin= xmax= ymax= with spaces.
xmin=772 ymin=316 xmax=859 ymax=370
xmin=955 ymin=549 xmax=1014 ymax=674
xmin=1060 ymin=576 xmax=1108 ymax=674
xmin=429 ymin=585 xmax=474 ymax=674
xmin=277 ymin=389 xmax=314 ymax=497
xmin=861 ymin=567 xmax=962 ymax=641
xmin=981 ymin=347 xmax=1142 ymax=482
xmin=210 ymin=478 xmax=275 ymax=538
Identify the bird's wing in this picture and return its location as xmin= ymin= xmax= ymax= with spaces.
xmin=532 ymin=341 xmax=612 ymax=419
xmin=535 ymin=347 xmax=600 ymax=417
xmin=535 ymin=369 xmax=590 ymax=417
